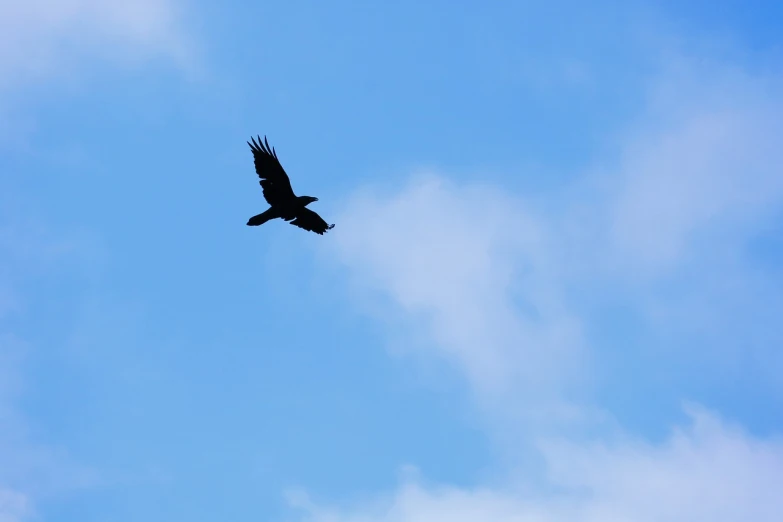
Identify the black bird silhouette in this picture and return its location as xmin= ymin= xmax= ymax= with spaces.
xmin=245 ymin=135 xmax=335 ymax=235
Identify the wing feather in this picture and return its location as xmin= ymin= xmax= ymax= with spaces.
xmin=290 ymin=208 xmax=335 ymax=235
xmin=247 ymin=135 xmax=296 ymax=205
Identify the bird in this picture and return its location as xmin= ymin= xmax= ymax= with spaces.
xmin=245 ymin=135 xmax=335 ymax=235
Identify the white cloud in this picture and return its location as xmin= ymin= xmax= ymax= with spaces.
xmin=290 ymin=407 xmax=783 ymax=522
xmin=0 ymin=0 xmax=196 ymax=145
xmin=329 ymin=175 xmax=589 ymax=422
xmin=317 ymin=50 xmax=783 ymax=522
xmin=0 ymin=0 xmax=193 ymax=95
xmin=0 ymin=488 xmax=30 ymax=522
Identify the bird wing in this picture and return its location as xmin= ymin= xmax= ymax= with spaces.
xmin=290 ymin=208 xmax=335 ymax=235
xmin=247 ymin=135 xmax=296 ymax=205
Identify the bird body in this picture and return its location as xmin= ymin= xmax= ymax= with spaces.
xmin=245 ymin=135 xmax=334 ymax=235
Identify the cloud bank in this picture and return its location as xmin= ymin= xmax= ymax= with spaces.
xmin=291 ymin=408 xmax=783 ymax=522
xmin=311 ymin=51 xmax=783 ymax=521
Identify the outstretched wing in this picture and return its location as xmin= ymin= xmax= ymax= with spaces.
xmin=290 ymin=208 xmax=335 ymax=235
xmin=247 ymin=135 xmax=296 ymax=205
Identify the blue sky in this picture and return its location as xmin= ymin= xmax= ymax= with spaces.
xmin=1 ymin=1 xmax=782 ymax=521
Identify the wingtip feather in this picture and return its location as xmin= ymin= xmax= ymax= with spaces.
xmin=248 ymin=134 xmax=282 ymax=160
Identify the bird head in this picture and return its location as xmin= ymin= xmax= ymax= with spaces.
xmin=303 ymin=196 xmax=318 ymax=206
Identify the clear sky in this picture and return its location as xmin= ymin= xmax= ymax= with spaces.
xmin=1 ymin=1 xmax=782 ymax=521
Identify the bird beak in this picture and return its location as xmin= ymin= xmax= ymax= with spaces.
xmin=313 ymin=197 xmax=319 ymax=201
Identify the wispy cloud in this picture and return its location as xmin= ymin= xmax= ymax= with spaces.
xmin=0 ymin=335 xmax=30 ymax=522
xmin=0 ymin=487 xmax=30 ymax=522
xmin=0 ymin=1 xmax=195 ymax=519
xmin=605 ymin=59 xmax=783 ymax=276
xmin=0 ymin=0 xmax=193 ymax=89
xmin=328 ymin=49 xmax=783 ymax=413
xmin=0 ymin=220 xmax=100 ymax=522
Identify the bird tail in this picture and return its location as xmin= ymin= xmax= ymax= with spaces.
xmin=247 ymin=209 xmax=275 ymax=226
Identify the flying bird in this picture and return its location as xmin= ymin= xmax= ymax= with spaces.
xmin=245 ymin=135 xmax=335 ymax=235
